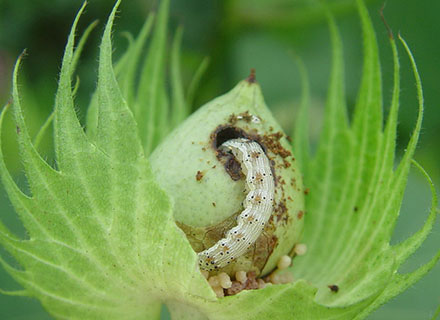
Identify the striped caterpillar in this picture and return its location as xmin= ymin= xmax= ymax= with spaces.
xmin=198 ymin=138 xmax=275 ymax=271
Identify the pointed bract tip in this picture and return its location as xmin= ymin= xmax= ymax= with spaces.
xmin=18 ymin=49 xmax=27 ymax=60
xmin=2 ymin=100 xmax=12 ymax=113
xmin=379 ymin=3 xmax=394 ymax=40
xmin=246 ymin=68 xmax=257 ymax=83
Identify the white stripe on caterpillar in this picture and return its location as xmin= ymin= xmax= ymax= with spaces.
xmin=198 ymin=138 xmax=275 ymax=271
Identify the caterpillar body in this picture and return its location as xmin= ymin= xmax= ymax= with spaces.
xmin=198 ymin=138 xmax=275 ymax=271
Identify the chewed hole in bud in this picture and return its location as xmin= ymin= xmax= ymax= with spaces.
xmin=211 ymin=125 xmax=268 ymax=157
xmin=213 ymin=126 xmax=247 ymax=149
xmin=212 ymin=126 xmax=248 ymax=181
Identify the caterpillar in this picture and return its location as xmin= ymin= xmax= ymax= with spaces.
xmin=198 ymin=138 xmax=275 ymax=271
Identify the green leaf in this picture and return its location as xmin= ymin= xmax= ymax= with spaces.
xmin=135 ymin=0 xmax=170 ymax=155
xmin=1 ymin=2 xmax=213 ymax=319
xmin=292 ymin=55 xmax=310 ymax=173
xmin=117 ymin=14 xmax=155 ymax=109
xmin=353 ymin=160 xmax=439 ymax=319
xmin=292 ymin=0 xmax=437 ymax=314
xmin=170 ymin=26 xmax=187 ymax=129
xmin=34 ymin=19 xmax=98 ymax=151
xmin=186 ymin=57 xmax=210 ymax=111
xmin=72 ymin=20 xmax=99 ymax=73
xmin=86 ymin=13 xmax=154 ymax=141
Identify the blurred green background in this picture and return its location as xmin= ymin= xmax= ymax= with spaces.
xmin=0 ymin=0 xmax=438 ymax=319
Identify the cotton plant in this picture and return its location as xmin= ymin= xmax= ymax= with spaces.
xmin=0 ymin=0 xmax=438 ymax=319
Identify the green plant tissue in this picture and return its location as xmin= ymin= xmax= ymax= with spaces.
xmin=0 ymin=0 xmax=438 ymax=319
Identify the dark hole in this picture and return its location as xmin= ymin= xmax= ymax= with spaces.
xmin=214 ymin=126 xmax=246 ymax=149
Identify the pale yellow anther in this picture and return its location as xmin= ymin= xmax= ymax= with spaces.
xmin=212 ymin=286 xmax=225 ymax=298
xmin=218 ymin=272 xmax=232 ymax=289
xmin=269 ymin=273 xmax=281 ymax=284
xmin=294 ymin=243 xmax=307 ymax=256
xmin=277 ymin=255 xmax=292 ymax=270
xmin=235 ymin=270 xmax=247 ymax=284
xmin=208 ymin=275 xmax=220 ymax=287
xmin=257 ymin=278 xmax=266 ymax=289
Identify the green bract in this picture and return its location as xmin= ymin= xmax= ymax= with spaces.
xmin=0 ymin=0 xmax=438 ymax=319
